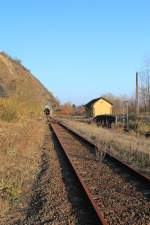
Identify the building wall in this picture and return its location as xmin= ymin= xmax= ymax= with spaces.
xmin=93 ymin=99 xmax=112 ymax=117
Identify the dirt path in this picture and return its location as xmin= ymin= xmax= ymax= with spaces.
xmin=11 ymin=125 xmax=97 ymax=225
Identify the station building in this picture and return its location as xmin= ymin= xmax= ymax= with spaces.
xmin=85 ymin=97 xmax=113 ymax=118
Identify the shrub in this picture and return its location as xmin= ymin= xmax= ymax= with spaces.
xmin=0 ymin=99 xmax=18 ymax=122
xmin=1 ymin=109 xmax=18 ymax=122
xmin=128 ymin=120 xmax=138 ymax=131
xmin=0 ymin=98 xmax=42 ymax=122
xmin=0 ymin=179 xmax=21 ymax=205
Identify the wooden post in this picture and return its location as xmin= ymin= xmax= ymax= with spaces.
xmin=115 ymin=116 xmax=118 ymax=125
xmin=126 ymin=101 xmax=129 ymax=130
xmin=123 ymin=103 xmax=125 ymax=130
xmin=148 ymin=72 xmax=150 ymax=112
xmin=136 ymin=72 xmax=139 ymax=114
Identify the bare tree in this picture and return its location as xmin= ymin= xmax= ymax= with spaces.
xmin=139 ymin=64 xmax=150 ymax=113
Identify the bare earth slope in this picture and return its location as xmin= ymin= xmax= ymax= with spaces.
xmin=0 ymin=52 xmax=57 ymax=111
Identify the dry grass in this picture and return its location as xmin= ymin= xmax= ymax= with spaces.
xmin=61 ymin=119 xmax=150 ymax=175
xmin=0 ymin=97 xmax=43 ymax=123
xmin=0 ymin=117 xmax=46 ymax=224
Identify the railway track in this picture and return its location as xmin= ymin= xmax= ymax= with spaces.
xmin=50 ymin=119 xmax=150 ymax=225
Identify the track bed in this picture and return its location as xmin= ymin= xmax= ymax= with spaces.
xmin=51 ymin=121 xmax=150 ymax=225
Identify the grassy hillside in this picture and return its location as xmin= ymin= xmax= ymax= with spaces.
xmin=0 ymin=52 xmax=58 ymax=224
xmin=0 ymin=52 xmax=58 ymax=120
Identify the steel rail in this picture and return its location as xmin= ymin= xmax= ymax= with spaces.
xmin=51 ymin=122 xmax=109 ymax=225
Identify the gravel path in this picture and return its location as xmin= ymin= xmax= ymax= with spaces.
xmin=12 ymin=125 xmax=98 ymax=225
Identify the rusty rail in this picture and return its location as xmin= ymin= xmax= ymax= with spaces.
xmin=51 ymin=122 xmax=109 ymax=225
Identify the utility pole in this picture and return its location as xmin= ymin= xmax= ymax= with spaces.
xmin=123 ymin=104 xmax=125 ymax=128
xmin=123 ymin=100 xmax=129 ymax=131
xmin=136 ymin=72 xmax=139 ymax=114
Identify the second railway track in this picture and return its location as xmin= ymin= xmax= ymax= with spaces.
xmin=50 ymin=119 xmax=150 ymax=225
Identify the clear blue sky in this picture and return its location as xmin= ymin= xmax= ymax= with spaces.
xmin=0 ymin=0 xmax=150 ymax=105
